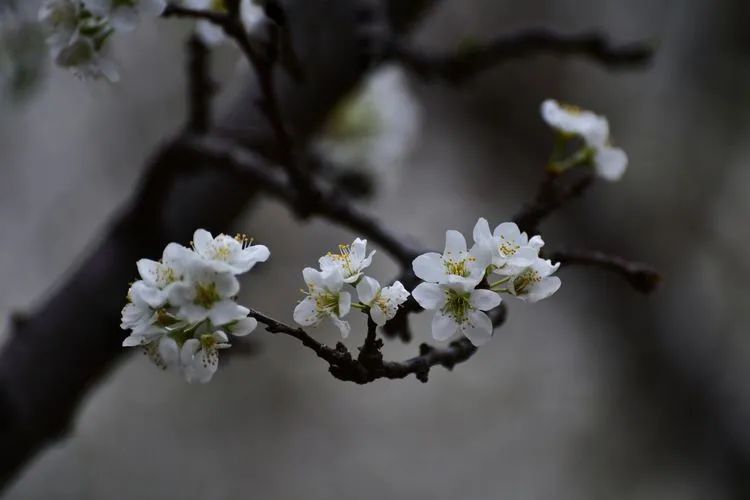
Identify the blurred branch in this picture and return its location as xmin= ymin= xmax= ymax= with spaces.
xmin=550 ymin=249 xmax=662 ymax=293
xmin=388 ymin=29 xmax=654 ymax=84
xmin=186 ymin=35 xmax=214 ymax=133
xmin=513 ymin=170 xmax=594 ymax=234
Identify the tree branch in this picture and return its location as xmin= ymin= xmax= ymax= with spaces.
xmin=389 ymin=29 xmax=654 ymax=84
xmin=549 ymin=248 xmax=662 ymax=293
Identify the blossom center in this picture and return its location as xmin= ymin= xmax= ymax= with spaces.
xmin=513 ymin=269 xmax=541 ymax=295
xmin=315 ymin=291 xmax=340 ymax=315
xmin=443 ymin=257 xmax=472 ymax=278
xmin=327 ymin=244 xmax=356 ymax=276
xmin=442 ymin=289 xmax=472 ymax=322
xmin=194 ymin=282 xmax=220 ymax=308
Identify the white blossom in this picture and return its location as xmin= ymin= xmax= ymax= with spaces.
xmin=315 ymin=65 xmax=421 ymax=188
xmin=541 ymin=99 xmax=628 ymax=181
xmin=83 ymin=0 xmax=167 ymax=32
xmin=412 ymin=230 xmax=490 ymax=288
xmin=293 ymin=267 xmax=352 ymax=337
xmin=121 ymin=228 xmax=267 ymax=382
xmin=504 ymin=258 xmax=561 ymax=303
xmin=356 ymin=277 xmax=409 ymax=326
xmin=54 ymin=35 xmax=119 ymax=82
xmin=192 ymin=228 xmax=270 ymax=275
xmin=168 ymin=257 xmax=248 ymax=325
xmin=38 ymin=0 xmax=79 ymax=49
xmin=472 ymin=218 xmax=543 ymax=276
xmin=180 ymin=330 xmax=231 ymax=383
xmin=318 ymin=238 xmax=375 ymax=284
xmin=135 ymin=242 xmax=192 ymax=308
xmin=412 ymin=281 xmax=501 ymax=347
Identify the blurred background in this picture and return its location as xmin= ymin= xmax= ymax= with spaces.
xmin=2 ymin=0 xmax=750 ymax=498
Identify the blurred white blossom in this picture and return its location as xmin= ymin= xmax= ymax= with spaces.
xmin=83 ymin=0 xmax=166 ymax=32
xmin=541 ymin=99 xmax=628 ymax=181
xmin=121 ymin=229 xmax=266 ymax=383
xmin=315 ymin=65 xmax=422 ymax=189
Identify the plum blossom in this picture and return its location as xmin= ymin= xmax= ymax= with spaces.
xmin=412 ymin=230 xmax=489 ymax=288
xmin=541 ymin=99 xmax=628 ymax=181
xmin=121 ymin=228 xmax=267 ymax=383
xmin=319 ymin=238 xmax=375 ymax=284
xmin=38 ymin=0 xmax=79 ymax=49
xmin=294 ymin=267 xmax=352 ymax=337
xmin=503 ymin=258 xmax=561 ymax=303
xmin=412 ymin=281 xmax=501 ymax=347
xmin=472 ymin=218 xmax=544 ymax=276
xmin=192 ymin=229 xmax=270 ymax=275
xmin=168 ymin=257 xmax=248 ymax=325
xmin=356 ymin=277 xmax=409 ymax=326
xmin=82 ymin=0 xmax=167 ymax=32
xmin=180 ymin=330 xmax=231 ymax=383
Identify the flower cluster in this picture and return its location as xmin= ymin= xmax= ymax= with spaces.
xmin=293 ymin=238 xmax=410 ymax=336
xmin=412 ymin=219 xmax=560 ymax=347
xmin=38 ymin=0 xmax=167 ymax=81
xmin=541 ymin=99 xmax=628 ymax=181
xmin=121 ymin=229 xmax=270 ymax=383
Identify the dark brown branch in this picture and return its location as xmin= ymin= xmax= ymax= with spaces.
xmin=550 ymin=249 xmax=662 ymax=294
xmin=513 ymin=170 xmax=594 ymax=234
xmin=179 ymin=134 xmax=422 ymax=266
xmin=186 ymin=35 xmax=214 ymax=133
xmin=248 ymin=309 xmax=484 ymax=384
xmin=389 ymin=29 xmax=654 ymax=84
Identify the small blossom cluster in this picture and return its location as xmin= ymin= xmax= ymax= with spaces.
xmin=293 ymin=238 xmax=410 ymax=337
xmin=121 ymin=228 xmax=270 ymax=383
xmin=541 ymin=99 xmax=628 ymax=181
xmin=37 ymin=0 xmax=167 ymax=81
xmin=412 ymin=219 xmax=560 ymax=347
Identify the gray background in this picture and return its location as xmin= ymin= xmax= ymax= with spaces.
xmin=2 ymin=0 xmax=749 ymax=498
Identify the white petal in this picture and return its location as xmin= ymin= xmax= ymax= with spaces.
xmin=230 ymin=317 xmax=257 ymax=337
xmin=122 ymin=334 xmax=146 ymax=347
xmin=180 ymin=338 xmax=200 ymax=365
xmin=139 ymin=0 xmax=167 ymax=16
xmin=493 ymin=222 xmax=522 ymax=242
xmin=509 ymin=247 xmax=538 ymax=268
xmin=444 ymin=230 xmax=467 ymax=255
xmin=302 ymin=267 xmax=325 ymax=289
xmin=370 ymin=305 xmax=387 ymax=326
xmin=356 ymin=276 xmax=380 ymax=305
xmin=322 ymin=267 xmax=345 ymax=291
xmin=527 ymin=277 xmax=562 ymax=303
xmin=330 ymin=315 xmax=351 ymax=338
xmin=197 ymin=20 xmax=225 ymax=46
xmin=136 ymin=259 xmax=160 ymax=287
xmin=111 ymin=6 xmax=138 ymax=32
xmin=192 ymin=228 xmax=213 ymax=256
xmin=528 ymin=235 xmax=545 ymax=250
xmin=595 ymin=146 xmax=628 ymax=181
xmin=214 ymin=272 xmax=240 ymax=297
xmin=412 ymin=252 xmax=445 ymax=282
xmin=469 ymin=289 xmax=502 ymax=311
xmin=431 ymin=311 xmax=458 ymax=342
xmin=158 ymin=336 xmax=180 ymax=368
xmin=235 ymin=244 xmax=270 ymax=272
xmin=412 ymin=283 xmax=446 ymax=310
xmin=293 ymin=297 xmax=319 ymax=326
xmin=208 ymin=300 xmax=247 ymax=325
xmin=463 ymin=310 xmax=493 ymax=346
xmin=338 ymin=291 xmax=351 ymax=317
xmin=350 ymin=238 xmax=367 ymax=262
xmin=472 ymin=217 xmax=492 ymax=245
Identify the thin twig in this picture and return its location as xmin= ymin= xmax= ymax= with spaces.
xmin=389 ymin=29 xmax=654 ymax=84
xmin=549 ymin=249 xmax=662 ymax=293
